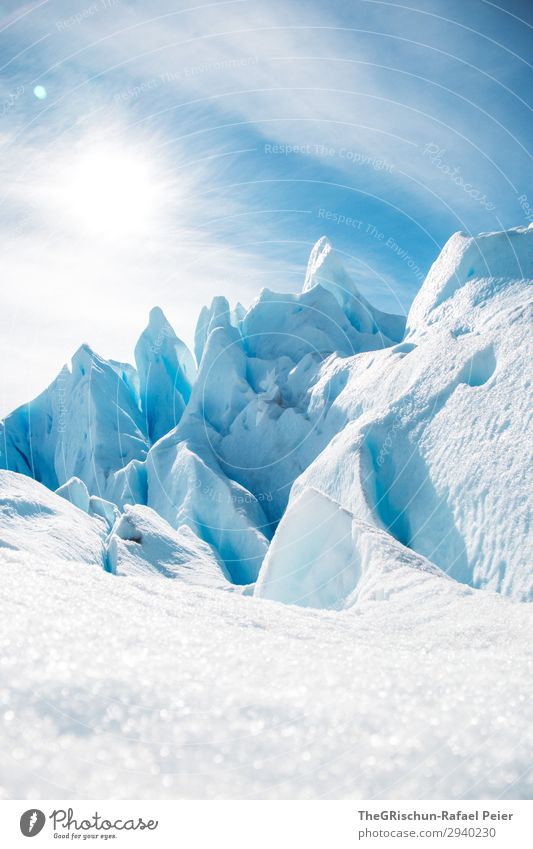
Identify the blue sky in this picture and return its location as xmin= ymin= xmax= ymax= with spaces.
xmin=0 ymin=0 xmax=532 ymax=413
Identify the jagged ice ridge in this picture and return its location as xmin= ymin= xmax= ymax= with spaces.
xmin=0 ymin=225 xmax=532 ymax=798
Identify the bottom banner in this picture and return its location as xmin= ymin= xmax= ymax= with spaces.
xmin=0 ymin=799 xmax=531 ymax=848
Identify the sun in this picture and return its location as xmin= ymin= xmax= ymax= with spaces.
xmin=56 ymin=140 xmax=166 ymax=240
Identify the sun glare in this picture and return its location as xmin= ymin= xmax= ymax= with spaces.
xmin=58 ymin=142 xmax=165 ymax=239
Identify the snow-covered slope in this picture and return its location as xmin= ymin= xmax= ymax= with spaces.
xmin=1 ymin=508 xmax=532 ymax=800
xmin=0 ymin=469 xmax=107 ymax=568
xmin=406 ymin=225 xmax=532 ymax=334
xmin=0 ymin=469 xmax=234 ymax=592
xmin=259 ymin=225 xmax=533 ymax=602
xmin=107 ymin=503 xmax=232 ymax=588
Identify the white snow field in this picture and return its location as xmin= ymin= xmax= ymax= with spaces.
xmin=0 ymin=471 xmax=532 ymax=799
xmin=0 ymin=225 xmax=532 ymax=799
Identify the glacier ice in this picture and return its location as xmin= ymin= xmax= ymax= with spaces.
xmin=183 ymin=240 xmax=408 ymax=528
xmin=406 ymin=225 xmax=533 ymax=334
xmin=194 ymin=295 xmax=244 ymax=365
xmin=146 ymin=433 xmax=269 ymax=584
xmin=1 ymin=226 xmax=531 ymax=596
xmin=254 ymin=487 xmax=456 ymax=609
xmin=289 ymin=226 xmax=532 ymax=600
xmin=135 ymin=306 xmax=196 ymax=443
xmin=105 ymin=458 xmax=148 ymax=510
xmin=56 ymin=476 xmax=91 ymax=513
xmin=0 ymin=345 xmax=149 ymax=496
xmin=303 ymin=235 xmax=405 ymax=342
xmin=56 ymin=476 xmax=118 ymax=529
xmin=0 ymin=224 xmax=532 ymax=800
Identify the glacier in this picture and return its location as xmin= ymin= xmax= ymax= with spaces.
xmin=0 ymin=224 xmax=532 ymax=799
xmin=278 ymin=225 xmax=533 ymax=602
xmin=134 ymin=306 xmax=196 ymax=443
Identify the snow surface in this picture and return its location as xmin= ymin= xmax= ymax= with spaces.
xmin=107 ymin=503 xmax=232 ymax=588
xmin=0 ymin=470 xmax=106 ymax=568
xmin=0 ymin=472 xmax=532 ymax=799
xmin=0 ymin=226 xmax=532 ymax=799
